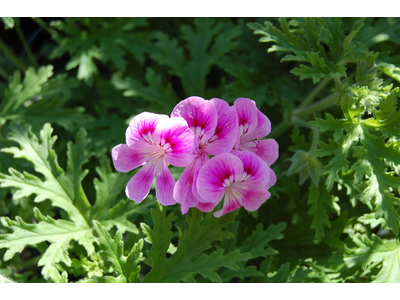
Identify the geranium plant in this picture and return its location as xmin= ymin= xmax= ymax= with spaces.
xmin=0 ymin=17 xmax=400 ymax=283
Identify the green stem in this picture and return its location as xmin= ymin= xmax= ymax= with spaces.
xmin=292 ymin=116 xmax=312 ymax=129
xmin=15 ymin=24 xmax=39 ymax=69
xmin=270 ymin=92 xmax=339 ymax=139
xmin=299 ymin=78 xmax=332 ymax=109
xmin=31 ymin=17 xmax=60 ymax=41
xmin=269 ymin=121 xmax=292 ymax=139
xmin=309 ymin=126 xmax=319 ymax=153
xmin=292 ymin=116 xmax=320 ymax=152
xmin=0 ymin=37 xmax=27 ymax=71
xmin=294 ymin=92 xmax=339 ymax=119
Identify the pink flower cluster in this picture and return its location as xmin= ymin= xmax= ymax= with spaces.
xmin=112 ymin=96 xmax=278 ymax=217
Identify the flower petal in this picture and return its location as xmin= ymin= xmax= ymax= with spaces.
xmin=191 ymin=153 xmax=209 ymax=202
xmin=235 ymin=151 xmax=270 ymax=187
xmin=173 ymin=159 xmax=200 ymax=208
xmin=267 ymin=167 xmax=277 ymax=189
xmin=202 ymin=98 xmax=239 ymax=155
xmin=155 ymin=160 xmax=176 ymax=206
xmin=234 ymin=98 xmax=258 ymax=146
xmin=111 ymin=144 xmax=148 ymax=172
xmin=126 ymin=112 xmax=168 ymax=149
xmin=125 ymin=158 xmax=158 ymax=203
xmin=240 ymin=139 xmax=279 ymax=166
xmin=196 ymin=153 xmax=243 ymax=203
xmin=155 ymin=116 xmax=198 ymax=167
xmin=233 ymin=183 xmax=271 ymax=212
xmin=181 ymin=204 xmax=190 ymax=215
xmin=171 ymin=96 xmax=218 ymax=146
xmin=244 ymin=109 xmax=271 ymax=141
xmin=196 ymin=197 xmax=222 ymax=213
xmin=214 ymin=192 xmax=243 ymax=218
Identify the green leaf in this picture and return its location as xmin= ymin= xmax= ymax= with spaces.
xmin=0 ymin=123 xmax=88 ymax=227
xmin=312 ymin=86 xmax=400 ymax=234
xmin=307 ymin=182 xmax=340 ymax=244
xmin=248 ymin=18 xmax=356 ymax=83
xmin=330 ymin=233 xmax=400 ymax=283
xmin=111 ymin=68 xmax=179 ymax=112
xmin=92 ymin=221 xmax=143 ymax=283
xmin=259 ymin=260 xmax=313 ymax=283
xmin=50 ymin=18 xmax=152 ymax=83
xmin=46 ymin=265 xmax=68 ymax=283
xmin=142 ymin=206 xmax=250 ymax=283
xmin=0 ymin=208 xmax=95 ymax=280
xmin=0 ymin=66 xmax=53 ymax=116
xmin=1 ymin=17 xmax=14 ymax=29
xmin=151 ymin=18 xmax=241 ymax=97
xmin=240 ymin=222 xmax=286 ymax=258
xmin=0 ymin=68 xmax=89 ymax=132
xmin=219 ymin=222 xmax=287 ymax=281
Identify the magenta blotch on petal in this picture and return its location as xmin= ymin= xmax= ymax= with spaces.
xmin=126 ymin=112 xmax=168 ymax=150
xmin=196 ymin=153 xmax=243 ymax=204
xmin=154 ymin=117 xmax=198 ymax=167
xmin=196 ymin=152 xmax=272 ymax=217
xmin=171 ymin=96 xmax=218 ymax=146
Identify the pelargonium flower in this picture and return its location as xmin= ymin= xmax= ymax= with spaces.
xmin=111 ymin=112 xmax=198 ymax=206
xmin=195 ymin=151 xmax=275 ymax=217
xmin=234 ymin=98 xmax=279 ymax=166
xmin=171 ymin=96 xmax=238 ymax=214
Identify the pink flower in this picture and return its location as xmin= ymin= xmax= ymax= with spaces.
xmin=111 ymin=112 xmax=198 ymax=206
xmin=171 ymin=96 xmax=238 ymax=214
xmin=234 ymin=98 xmax=279 ymax=166
xmin=196 ymin=151 xmax=275 ymax=217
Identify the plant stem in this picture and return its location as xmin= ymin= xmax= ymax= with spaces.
xmin=270 ymin=92 xmax=339 ymax=139
xmin=269 ymin=121 xmax=292 ymax=139
xmin=15 ymin=24 xmax=39 ymax=69
xmin=294 ymin=92 xmax=339 ymax=119
xmin=309 ymin=126 xmax=319 ymax=153
xmin=0 ymin=37 xmax=27 ymax=71
xmin=299 ymin=78 xmax=331 ymax=109
xmin=31 ymin=17 xmax=60 ymax=41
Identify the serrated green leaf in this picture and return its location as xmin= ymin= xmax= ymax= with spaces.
xmin=92 ymin=221 xmax=143 ymax=283
xmin=0 ymin=208 xmax=95 ymax=279
xmin=307 ymin=183 xmax=340 ymax=244
xmin=45 ymin=265 xmax=68 ymax=283
xmin=0 ymin=66 xmax=53 ymax=116
xmin=240 ymin=222 xmax=286 ymax=258
xmin=0 ymin=123 xmax=89 ymax=226
xmin=330 ymin=233 xmax=400 ymax=283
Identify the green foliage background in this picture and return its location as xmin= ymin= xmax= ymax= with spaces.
xmin=0 ymin=17 xmax=400 ymax=283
